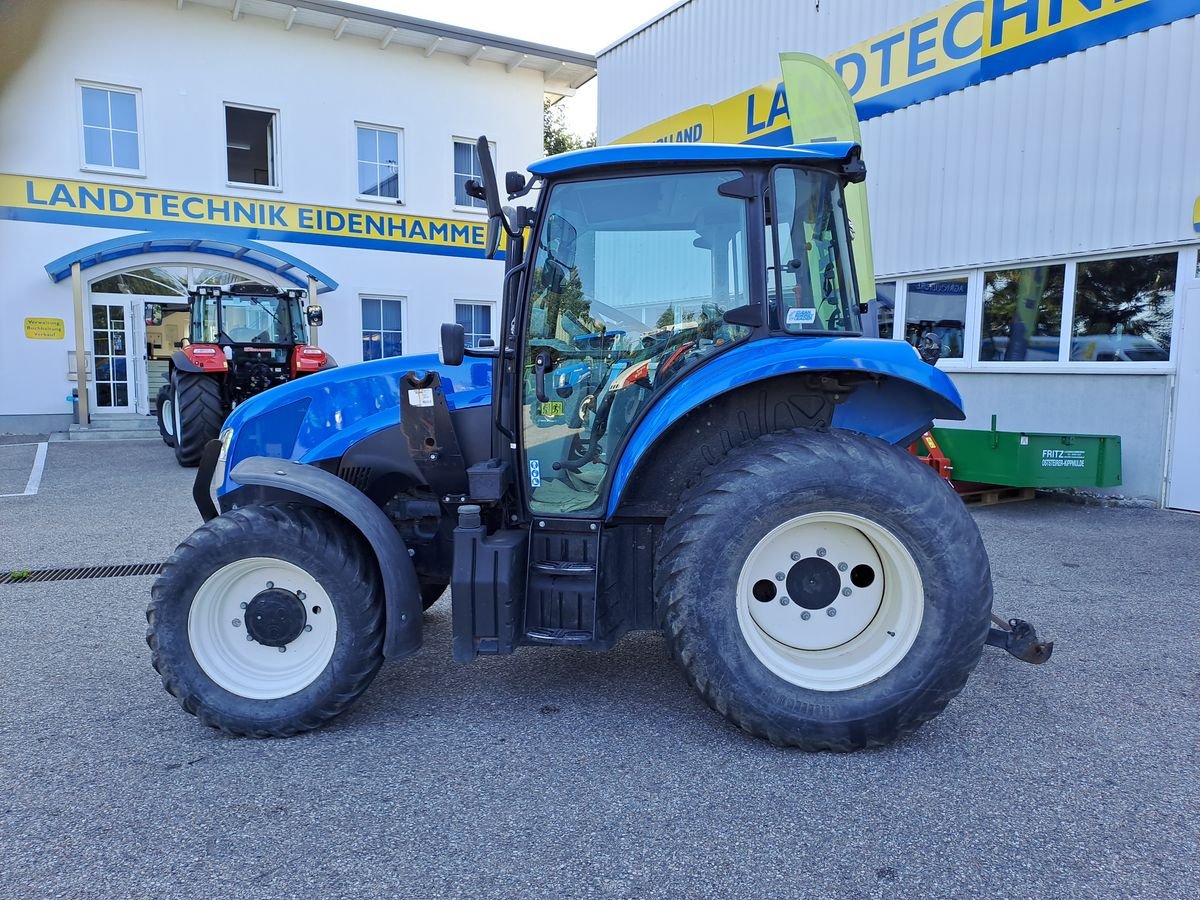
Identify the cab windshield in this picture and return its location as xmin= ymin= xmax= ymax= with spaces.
xmin=194 ymin=295 xmax=307 ymax=344
xmin=768 ymin=167 xmax=860 ymax=334
xmin=521 ymin=169 xmax=752 ymax=515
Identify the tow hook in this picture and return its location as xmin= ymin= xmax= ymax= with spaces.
xmin=985 ymin=614 xmax=1054 ymax=664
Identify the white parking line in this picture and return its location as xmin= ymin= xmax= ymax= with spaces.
xmin=0 ymin=442 xmax=49 ymax=497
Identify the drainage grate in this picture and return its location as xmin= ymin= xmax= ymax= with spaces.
xmin=1 ymin=562 xmax=164 ymax=585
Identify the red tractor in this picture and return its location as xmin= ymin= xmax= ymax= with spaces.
xmin=156 ymin=283 xmax=333 ymax=466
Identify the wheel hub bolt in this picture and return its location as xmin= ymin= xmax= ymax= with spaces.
xmin=240 ymin=602 xmax=248 ymax=610
xmin=816 ymin=547 xmax=827 ymax=557
xmin=265 ymin=582 xmax=274 ymax=589
xmin=245 ymin=634 xmax=254 ymax=642
xmin=790 ymin=551 xmax=801 ymax=561
xmin=775 ymin=571 xmax=785 ymax=581
xmin=304 ymin=624 xmax=312 ymax=633
xmin=278 ymin=646 xmax=287 ymax=653
xmin=779 ymin=596 xmax=790 ymax=606
xmin=800 ymin=611 xmax=811 ymax=621
xmin=232 ymin=618 xmax=241 ymax=628
xmin=296 ymin=591 xmax=306 ymax=601
xmin=842 ymin=587 xmax=852 ymax=597
xmin=827 ymin=608 xmax=837 ymax=617
xmin=838 ymin=562 xmax=848 ymax=572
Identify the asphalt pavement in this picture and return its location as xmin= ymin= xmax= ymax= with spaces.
xmin=0 ymin=440 xmax=1197 ymax=899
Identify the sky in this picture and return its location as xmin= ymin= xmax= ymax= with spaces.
xmin=357 ymin=0 xmax=682 ymax=137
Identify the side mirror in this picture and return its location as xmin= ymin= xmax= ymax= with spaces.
xmin=306 ymin=305 xmax=324 ymax=327
xmin=505 ymin=171 xmax=527 ymax=195
xmin=173 ymin=340 xmax=183 ymax=348
xmin=546 ymin=214 xmax=577 ymax=269
xmin=145 ymin=304 xmax=163 ymax=326
xmin=440 ymin=322 xmax=465 ymax=366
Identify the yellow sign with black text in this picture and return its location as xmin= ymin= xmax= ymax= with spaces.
xmin=24 ymin=317 xmax=66 ymax=340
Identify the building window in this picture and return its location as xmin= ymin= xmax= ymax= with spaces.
xmin=979 ymin=265 xmax=1065 ymax=362
xmin=903 ymin=277 xmax=968 ymax=359
xmin=1070 ymin=253 xmax=1175 ymax=361
xmin=453 ymin=139 xmax=493 ymax=209
xmin=362 ymin=297 xmax=403 ymax=360
xmin=357 ymin=125 xmax=402 ymax=201
xmin=455 ymin=302 xmax=493 ymax=348
xmin=874 ymin=282 xmax=896 ymax=339
xmin=226 ymin=105 xmax=278 ymax=186
xmin=79 ymin=84 xmax=142 ymax=173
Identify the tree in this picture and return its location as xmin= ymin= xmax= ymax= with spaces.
xmin=544 ymin=98 xmax=596 ymax=157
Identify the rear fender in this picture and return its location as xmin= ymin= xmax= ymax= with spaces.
xmin=228 ymin=456 xmax=422 ymax=658
xmin=173 ymin=346 xmax=228 ymax=374
xmin=606 ymin=336 xmax=964 ymax=519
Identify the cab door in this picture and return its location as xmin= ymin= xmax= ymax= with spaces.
xmin=518 ymin=170 xmax=754 ymax=517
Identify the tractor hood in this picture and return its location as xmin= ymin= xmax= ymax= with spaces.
xmin=218 ymin=353 xmax=492 ymax=491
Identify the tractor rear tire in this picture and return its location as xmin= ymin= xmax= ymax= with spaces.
xmin=156 ymin=386 xmax=176 ymax=448
xmin=656 ymin=428 xmax=992 ymax=752
xmin=172 ymin=371 xmax=224 ymax=467
xmin=147 ymin=504 xmax=386 ymax=737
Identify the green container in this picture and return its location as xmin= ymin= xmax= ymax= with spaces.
xmin=927 ymin=416 xmax=1122 ymax=488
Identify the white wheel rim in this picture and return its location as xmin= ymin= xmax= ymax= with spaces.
xmin=162 ymin=396 xmax=175 ymax=437
xmin=736 ymin=511 xmax=923 ymax=692
xmin=188 ymin=557 xmax=337 ymax=700
xmin=171 ymin=388 xmax=181 ymax=439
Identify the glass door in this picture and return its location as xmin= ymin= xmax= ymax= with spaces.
xmin=89 ymin=300 xmax=135 ymax=413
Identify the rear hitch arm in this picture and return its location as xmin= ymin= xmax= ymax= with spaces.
xmin=985 ymin=614 xmax=1054 ymax=665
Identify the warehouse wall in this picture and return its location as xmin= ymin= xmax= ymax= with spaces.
xmin=599 ymin=3 xmax=1200 ymax=276
xmin=947 ymin=372 xmax=1173 ymax=501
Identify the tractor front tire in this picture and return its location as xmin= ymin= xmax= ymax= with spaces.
xmin=656 ymin=428 xmax=992 ymax=752
xmin=172 ymin=371 xmax=224 ymax=467
xmin=147 ymin=505 xmax=386 ymax=737
xmin=155 ymin=386 xmax=176 ymax=448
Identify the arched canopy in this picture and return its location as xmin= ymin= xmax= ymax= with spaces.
xmin=44 ymin=230 xmax=338 ymax=294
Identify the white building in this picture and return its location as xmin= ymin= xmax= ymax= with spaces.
xmin=0 ymin=0 xmax=593 ymax=431
xmin=598 ymin=0 xmax=1200 ymax=510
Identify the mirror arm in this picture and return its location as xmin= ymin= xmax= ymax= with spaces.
xmin=463 ymin=346 xmax=500 ymax=359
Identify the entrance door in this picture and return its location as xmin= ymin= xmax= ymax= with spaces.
xmin=1167 ymin=283 xmax=1200 ymax=511
xmin=89 ymin=299 xmax=139 ymax=414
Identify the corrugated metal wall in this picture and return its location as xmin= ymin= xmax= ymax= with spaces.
xmin=599 ymin=3 xmax=1200 ymax=275
xmin=599 ymin=1 xmax=947 ymax=141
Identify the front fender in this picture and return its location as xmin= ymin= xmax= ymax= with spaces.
xmin=606 ymin=336 xmax=964 ymax=518
xmin=229 ymin=456 xmax=422 ymax=658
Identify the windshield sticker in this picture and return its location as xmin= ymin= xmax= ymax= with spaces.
xmin=787 ymin=307 xmax=817 ymax=325
xmin=528 ymin=459 xmax=542 ymax=488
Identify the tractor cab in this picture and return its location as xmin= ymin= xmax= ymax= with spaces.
xmin=442 ymin=139 xmax=869 ymax=517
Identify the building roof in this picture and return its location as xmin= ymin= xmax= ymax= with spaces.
xmin=527 ymin=141 xmax=858 ymax=177
xmin=181 ymin=0 xmax=596 ymax=95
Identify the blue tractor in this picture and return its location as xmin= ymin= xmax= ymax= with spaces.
xmin=147 ymin=138 xmax=1050 ymax=750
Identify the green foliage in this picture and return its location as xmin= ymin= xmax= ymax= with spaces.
xmin=10 ymin=569 xmax=31 ymax=580
xmin=544 ymin=99 xmax=596 ymax=157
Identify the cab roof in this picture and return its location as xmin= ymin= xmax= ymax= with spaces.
xmin=527 ymin=141 xmax=860 ymax=178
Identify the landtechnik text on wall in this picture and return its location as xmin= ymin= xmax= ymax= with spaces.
xmin=0 ymin=174 xmax=491 ymax=259
xmin=617 ymin=0 xmax=1199 ymax=145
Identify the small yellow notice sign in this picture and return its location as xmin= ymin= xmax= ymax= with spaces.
xmin=24 ymin=317 xmax=65 ymax=340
